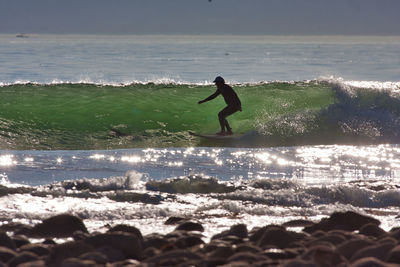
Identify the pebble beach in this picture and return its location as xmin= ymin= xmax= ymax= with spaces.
xmin=1 ymin=211 xmax=400 ymax=266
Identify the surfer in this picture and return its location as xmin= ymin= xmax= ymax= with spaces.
xmin=198 ymin=76 xmax=242 ymax=135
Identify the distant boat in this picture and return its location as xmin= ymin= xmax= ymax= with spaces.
xmin=16 ymin=33 xmax=29 ymax=38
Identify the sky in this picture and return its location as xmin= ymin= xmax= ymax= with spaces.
xmin=0 ymin=0 xmax=399 ymax=35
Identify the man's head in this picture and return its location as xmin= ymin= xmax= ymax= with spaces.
xmin=213 ymin=76 xmax=225 ymax=85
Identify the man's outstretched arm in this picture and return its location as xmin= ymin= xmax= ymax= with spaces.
xmin=198 ymin=90 xmax=220 ymax=104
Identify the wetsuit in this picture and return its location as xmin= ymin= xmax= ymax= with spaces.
xmin=200 ymin=84 xmax=242 ymax=132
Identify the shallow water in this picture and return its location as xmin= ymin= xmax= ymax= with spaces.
xmin=1 ymin=145 xmax=400 ymax=239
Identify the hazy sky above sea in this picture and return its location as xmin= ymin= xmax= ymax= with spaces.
xmin=1 ymin=0 xmax=399 ymax=35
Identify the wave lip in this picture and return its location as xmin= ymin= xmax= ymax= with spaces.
xmin=319 ymin=76 xmax=400 ymax=91
xmin=2 ymin=77 xmax=400 ymax=89
xmin=0 ymin=78 xmax=215 ymax=87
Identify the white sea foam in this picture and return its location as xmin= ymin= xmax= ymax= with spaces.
xmin=320 ymin=76 xmax=400 ymax=92
xmin=1 ymin=76 xmax=399 ymax=89
xmin=1 ymin=174 xmax=400 ymax=240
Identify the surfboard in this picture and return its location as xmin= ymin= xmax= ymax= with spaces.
xmin=189 ymin=131 xmax=244 ymax=140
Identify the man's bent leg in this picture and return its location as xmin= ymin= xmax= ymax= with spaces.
xmin=218 ymin=111 xmax=226 ymax=133
xmin=218 ymin=106 xmax=239 ymax=135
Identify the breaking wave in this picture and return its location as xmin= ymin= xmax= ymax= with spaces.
xmin=1 ymin=79 xmax=400 ymax=149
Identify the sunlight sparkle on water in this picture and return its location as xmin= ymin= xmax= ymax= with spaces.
xmin=89 ymin=154 xmax=105 ymax=160
xmin=215 ymin=159 xmax=223 ymax=165
xmin=255 ymin=152 xmax=272 ymax=165
xmin=0 ymin=155 xmax=16 ymax=166
xmin=168 ymin=161 xmax=183 ymax=167
xmin=121 ymin=156 xmax=142 ymax=163
xmin=293 ymin=145 xmax=400 ymax=182
xmin=277 ymin=157 xmax=290 ymax=166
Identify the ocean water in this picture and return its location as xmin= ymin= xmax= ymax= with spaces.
xmin=1 ymin=34 xmax=400 ymax=238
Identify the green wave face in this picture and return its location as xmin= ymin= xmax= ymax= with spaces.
xmin=0 ymin=81 xmax=364 ymax=149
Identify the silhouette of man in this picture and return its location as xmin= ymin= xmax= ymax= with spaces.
xmin=198 ymin=76 xmax=242 ymax=135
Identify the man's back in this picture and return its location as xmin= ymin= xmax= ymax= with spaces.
xmin=219 ymin=84 xmax=241 ymax=107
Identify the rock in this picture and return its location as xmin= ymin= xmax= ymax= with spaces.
xmin=0 ymin=246 xmax=17 ymax=263
xmin=17 ymin=260 xmax=46 ymax=267
xmin=302 ymin=245 xmax=347 ymax=267
xmin=7 ymin=251 xmax=39 ymax=267
xmin=12 ymin=235 xmax=30 ymax=248
xmin=234 ymin=243 xmax=263 ymax=254
xmin=143 ymin=234 xmax=171 ymax=250
xmin=227 ymin=251 xmax=269 ymax=264
xmin=217 ymin=261 xmax=250 ymax=267
xmin=144 ymin=249 xmax=202 ymax=265
xmin=215 ymin=235 xmax=245 ymax=245
xmin=330 ymin=229 xmax=356 ymax=239
xmin=164 ymin=216 xmax=186 ymax=225
xmin=96 ymin=246 xmax=125 ymax=263
xmin=14 ymin=226 xmax=33 ymax=237
xmin=285 ymin=248 xmax=304 ymax=259
xmin=378 ymin=236 xmax=397 ymax=246
xmin=175 ymin=221 xmax=204 ymax=232
xmin=282 ymin=219 xmax=315 ymax=228
xmin=30 ymin=214 xmax=88 ymax=238
xmin=249 ymin=225 xmax=284 ymax=243
xmin=72 ymin=230 xmax=89 ymax=241
xmin=201 ymin=240 xmax=231 ymax=254
xmin=107 ymin=224 xmax=143 ymax=241
xmin=390 ymin=229 xmax=400 ymax=241
xmin=303 ymin=211 xmax=380 ymax=233
xmin=175 ymin=235 xmax=204 ymax=248
xmin=281 ymin=259 xmax=318 ymax=267
xmin=263 ymin=248 xmax=303 ymax=260
xmin=43 ymin=239 xmax=56 ymax=245
xmin=350 ymin=243 xmax=395 ymax=262
xmin=258 ymin=226 xmax=305 ymax=249
xmin=312 ymin=232 xmax=346 ymax=246
xmin=336 ymin=238 xmax=375 ymax=260
xmin=19 ymin=244 xmax=50 ymax=257
xmin=85 ymin=232 xmax=142 ymax=260
xmin=0 ymin=232 xmax=16 ymax=250
xmin=108 ymin=191 xmax=162 ymax=204
xmin=212 ymin=224 xmax=248 ymax=241
xmin=78 ymin=251 xmax=108 ymax=264
xmin=60 ymin=258 xmax=97 ymax=267
xmin=203 ymin=258 xmax=227 ymax=267
xmin=0 ymin=223 xmax=31 ymax=236
xmin=207 ymin=245 xmax=234 ymax=259
xmin=264 ymin=248 xmax=293 ymax=260
xmin=359 ymin=223 xmax=387 ymax=238
xmin=141 ymin=247 xmax=160 ymax=260
xmin=387 ymin=245 xmax=400 ymax=263
xmin=350 ymin=257 xmax=390 ymax=267
xmin=226 ymin=224 xmax=248 ymax=239
xmin=307 ymin=241 xmax=334 ymax=250
xmin=310 ymin=230 xmax=326 ymax=238
xmin=48 ymin=241 xmax=94 ymax=266
xmin=390 ymin=227 xmax=400 ymax=234
xmin=110 ymin=259 xmax=141 ymax=266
